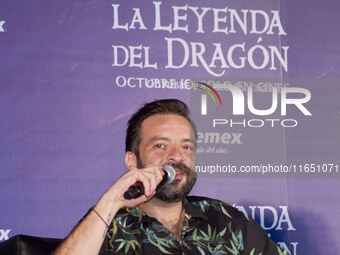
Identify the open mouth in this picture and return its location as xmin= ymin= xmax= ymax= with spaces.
xmin=175 ymin=169 xmax=185 ymax=176
xmin=168 ymin=163 xmax=191 ymax=177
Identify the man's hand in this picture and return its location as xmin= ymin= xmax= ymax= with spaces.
xmin=53 ymin=165 xmax=164 ymax=255
xmin=104 ymin=165 xmax=165 ymax=210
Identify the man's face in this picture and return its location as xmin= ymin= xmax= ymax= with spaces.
xmin=137 ymin=114 xmax=197 ymax=202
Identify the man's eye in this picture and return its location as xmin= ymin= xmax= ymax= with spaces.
xmin=183 ymin=145 xmax=193 ymax=150
xmin=155 ymin=144 xmax=165 ymax=149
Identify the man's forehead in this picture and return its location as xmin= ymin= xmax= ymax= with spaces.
xmin=142 ymin=114 xmax=189 ymax=127
xmin=140 ymin=114 xmax=195 ymax=140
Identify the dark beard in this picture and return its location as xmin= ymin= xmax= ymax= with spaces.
xmin=137 ymin=159 xmax=196 ymax=203
xmin=154 ymin=162 xmax=196 ymax=202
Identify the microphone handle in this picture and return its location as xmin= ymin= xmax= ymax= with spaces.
xmin=123 ymin=165 xmax=175 ymax=200
xmin=123 ymin=181 xmax=144 ymax=200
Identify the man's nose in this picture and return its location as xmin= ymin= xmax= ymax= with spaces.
xmin=166 ymin=145 xmax=184 ymax=163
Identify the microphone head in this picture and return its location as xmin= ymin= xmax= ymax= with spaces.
xmin=161 ymin=165 xmax=176 ymax=184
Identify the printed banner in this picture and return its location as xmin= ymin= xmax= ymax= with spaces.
xmin=0 ymin=1 xmax=339 ymax=254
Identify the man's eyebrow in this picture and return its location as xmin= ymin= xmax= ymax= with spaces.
xmin=146 ymin=137 xmax=171 ymax=146
xmin=182 ymin=138 xmax=195 ymax=144
xmin=146 ymin=137 xmax=195 ymax=145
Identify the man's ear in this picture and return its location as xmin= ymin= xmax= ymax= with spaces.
xmin=125 ymin=151 xmax=137 ymax=170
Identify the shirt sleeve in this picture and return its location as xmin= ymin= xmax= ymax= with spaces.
xmin=241 ymin=217 xmax=289 ymax=255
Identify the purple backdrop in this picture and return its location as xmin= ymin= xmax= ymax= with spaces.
xmin=1 ymin=1 xmax=339 ymax=254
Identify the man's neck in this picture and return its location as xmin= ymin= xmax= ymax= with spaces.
xmin=141 ymin=198 xmax=183 ymax=220
xmin=140 ymin=198 xmax=185 ymax=240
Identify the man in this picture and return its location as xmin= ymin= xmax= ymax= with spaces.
xmin=54 ymin=99 xmax=288 ymax=255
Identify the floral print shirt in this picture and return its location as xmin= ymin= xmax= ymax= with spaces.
xmin=99 ymin=196 xmax=288 ymax=255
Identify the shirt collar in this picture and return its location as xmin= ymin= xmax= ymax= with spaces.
xmin=135 ymin=197 xmax=209 ymax=224
xmin=183 ymin=197 xmax=209 ymax=221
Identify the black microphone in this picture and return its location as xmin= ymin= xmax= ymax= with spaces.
xmin=123 ymin=165 xmax=176 ymax=200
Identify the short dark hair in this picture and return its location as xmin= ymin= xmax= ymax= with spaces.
xmin=125 ymin=99 xmax=196 ymax=156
